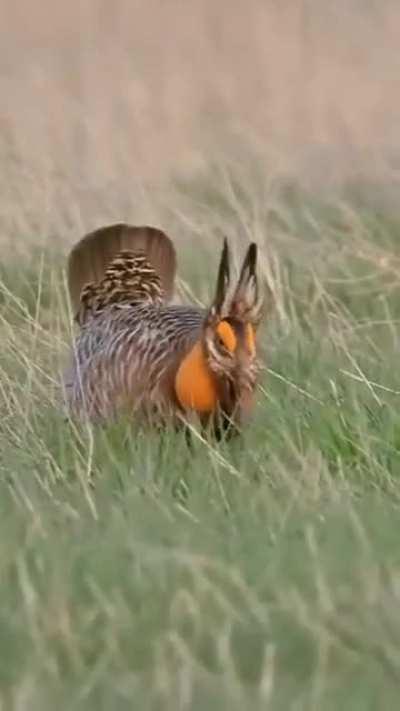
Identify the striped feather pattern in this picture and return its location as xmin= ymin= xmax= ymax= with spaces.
xmin=77 ymin=251 xmax=164 ymax=325
xmin=65 ymin=303 xmax=205 ymax=421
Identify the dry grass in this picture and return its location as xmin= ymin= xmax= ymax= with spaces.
xmin=2 ymin=1 xmax=400 ymax=249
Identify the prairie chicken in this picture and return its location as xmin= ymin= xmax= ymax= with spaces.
xmin=64 ymin=224 xmax=265 ymax=437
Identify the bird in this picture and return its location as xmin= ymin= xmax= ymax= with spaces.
xmin=64 ymin=223 xmax=265 ymax=438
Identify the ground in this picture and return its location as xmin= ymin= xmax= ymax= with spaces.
xmin=1 ymin=169 xmax=400 ymax=709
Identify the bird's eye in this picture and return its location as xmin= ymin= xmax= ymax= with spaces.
xmin=216 ymin=334 xmax=227 ymax=351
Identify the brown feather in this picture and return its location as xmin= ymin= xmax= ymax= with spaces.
xmin=230 ymin=242 xmax=263 ymax=324
xmin=77 ymin=251 xmax=165 ymax=325
xmin=67 ymin=223 xmax=177 ymax=317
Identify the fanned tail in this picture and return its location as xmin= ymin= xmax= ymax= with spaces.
xmin=67 ymin=224 xmax=177 ymax=324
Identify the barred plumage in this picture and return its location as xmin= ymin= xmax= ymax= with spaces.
xmin=66 ymin=303 xmax=205 ymax=421
xmin=64 ymin=224 xmax=266 ymax=436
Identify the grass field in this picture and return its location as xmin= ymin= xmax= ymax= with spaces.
xmin=3 ymin=1 xmax=400 ymax=707
xmin=1 ymin=165 xmax=400 ymax=709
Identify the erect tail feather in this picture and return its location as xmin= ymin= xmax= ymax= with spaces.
xmin=67 ymin=223 xmax=177 ymax=318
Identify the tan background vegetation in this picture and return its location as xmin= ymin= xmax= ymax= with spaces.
xmin=1 ymin=0 xmax=399 ymax=249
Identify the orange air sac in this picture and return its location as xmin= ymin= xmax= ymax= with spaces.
xmin=175 ymin=342 xmax=218 ymax=413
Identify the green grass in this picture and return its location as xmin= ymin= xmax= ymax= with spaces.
xmin=1 ymin=177 xmax=400 ymax=709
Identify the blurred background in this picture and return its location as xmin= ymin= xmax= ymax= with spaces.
xmin=1 ymin=0 xmax=400 ymax=250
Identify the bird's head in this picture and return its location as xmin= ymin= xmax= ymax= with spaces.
xmin=202 ymin=239 xmax=265 ymax=431
xmin=175 ymin=238 xmax=268 ymax=436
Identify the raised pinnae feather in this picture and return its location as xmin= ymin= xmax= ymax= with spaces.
xmin=230 ymin=242 xmax=263 ymax=323
xmin=207 ymin=237 xmax=231 ymax=322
